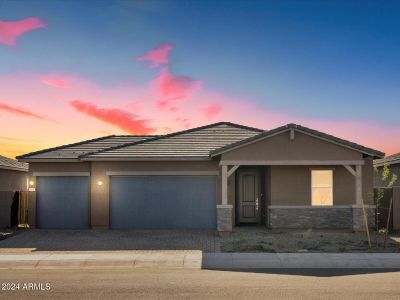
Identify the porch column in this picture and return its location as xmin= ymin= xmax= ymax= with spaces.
xmin=355 ymin=165 xmax=362 ymax=206
xmin=217 ymin=165 xmax=233 ymax=235
xmin=352 ymin=164 xmax=373 ymax=231
xmin=221 ymin=165 xmax=228 ymax=205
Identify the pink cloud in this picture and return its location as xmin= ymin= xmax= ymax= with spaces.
xmin=126 ymin=100 xmax=144 ymax=113
xmin=69 ymin=100 xmax=155 ymax=134
xmin=153 ymin=67 xmax=202 ymax=110
xmin=201 ymin=103 xmax=222 ymax=120
xmin=41 ymin=76 xmax=70 ymax=89
xmin=0 ymin=102 xmax=50 ymax=120
xmin=0 ymin=17 xmax=45 ymax=47
xmin=136 ymin=43 xmax=173 ymax=68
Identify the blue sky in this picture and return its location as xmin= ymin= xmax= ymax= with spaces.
xmin=0 ymin=0 xmax=399 ymax=157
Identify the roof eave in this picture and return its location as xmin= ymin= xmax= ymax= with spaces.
xmin=18 ymin=158 xmax=82 ymax=163
xmin=374 ymin=158 xmax=400 ymax=167
xmin=81 ymin=157 xmax=212 ymax=161
xmin=0 ymin=165 xmax=28 ymax=172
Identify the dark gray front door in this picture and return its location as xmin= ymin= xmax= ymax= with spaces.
xmin=110 ymin=176 xmax=217 ymax=229
xmin=238 ymin=171 xmax=261 ymax=223
xmin=36 ymin=176 xmax=89 ymax=229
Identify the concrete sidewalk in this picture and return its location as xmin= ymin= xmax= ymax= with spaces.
xmin=0 ymin=251 xmax=202 ymax=269
xmin=203 ymin=253 xmax=400 ymax=269
xmin=1 ymin=252 xmax=400 ymax=270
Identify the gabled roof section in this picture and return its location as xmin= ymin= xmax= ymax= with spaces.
xmin=374 ymin=152 xmax=400 ymax=167
xmin=82 ymin=122 xmax=264 ymax=160
xmin=17 ymin=135 xmax=157 ymax=161
xmin=210 ymin=123 xmax=385 ymax=159
xmin=0 ymin=155 xmax=28 ymax=172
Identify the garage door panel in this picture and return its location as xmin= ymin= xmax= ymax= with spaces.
xmin=110 ymin=176 xmax=216 ymax=229
xmin=37 ymin=177 xmax=89 ymax=229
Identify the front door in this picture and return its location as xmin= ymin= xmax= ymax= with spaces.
xmin=238 ymin=170 xmax=261 ymax=223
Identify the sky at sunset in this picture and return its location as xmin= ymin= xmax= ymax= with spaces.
xmin=0 ymin=0 xmax=399 ymax=159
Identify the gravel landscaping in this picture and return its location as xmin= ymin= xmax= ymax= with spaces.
xmin=220 ymin=227 xmax=400 ymax=253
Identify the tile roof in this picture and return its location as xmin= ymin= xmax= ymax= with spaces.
xmin=0 ymin=155 xmax=28 ymax=171
xmin=17 ymin=122 xmax=384 ymax=162
xmin=17 ymin=135 xmax=157 ymax=160
xmin=82 ymin=122 xmax=263 ymax=160
xmin=210 ymin=123 xmax=385 ymax=159
xmin=374 ymin=152 xmax=400 ymax=166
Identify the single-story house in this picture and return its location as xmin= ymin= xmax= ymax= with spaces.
xmin=374 ymin=153 xmax=400 ymax=231
xmin=0 ymin=155 xmax=28 ymax=191
xmin=0 ymin=155 xmax=28 ymax=228
xmin=17 ymin=122 xmax=384 ymax=233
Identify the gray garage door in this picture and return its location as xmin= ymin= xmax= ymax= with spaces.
xmin=110 ymin=176 xmax=217 ymax=229
xmin=37 ymin=176 xmax=89 ymax=229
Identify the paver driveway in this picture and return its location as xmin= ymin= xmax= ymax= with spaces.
xmin=0 ymin=229 xmax=220 ymax=253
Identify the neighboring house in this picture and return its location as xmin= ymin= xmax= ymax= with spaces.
xmin=374 ymin=153 xmax=400 ymax=187
xmin=0 ymin=155 xmax=28 ymax=228
xmin=374 ymin=153 xmax=400 ymax=231
xmin=0 ymin=155 xmax=28 ymax=191
xmin=17 ymin=122 xmax=384 ymax=233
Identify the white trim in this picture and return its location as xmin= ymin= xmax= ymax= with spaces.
xmin=220 ymin=160 xmax=365 ymax=166
xmin=32 ymin=172 xmax=90 ymax=177
xmin=344 ymin=165 xmax=356 ymax=176
xmin=268 ymin=205 xmax=353 ymax=209
xmin=227 ymin=165 xmax=240 ymax=177
xmin=106 ymin=171 xmax=219 ymax=176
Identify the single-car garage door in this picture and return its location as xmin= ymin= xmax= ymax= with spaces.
xmin=37 ymin=176 xmax=89 ymax=229
xmin=110 ymin=176 xmax=217 ymax=229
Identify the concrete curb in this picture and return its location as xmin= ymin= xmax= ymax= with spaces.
xmin=0 ymin=251 xmax=203 ymax=270
xmin=203 ymin=253 xmax=400 ymax=269
xmin=2 ymin=252 xmax=400 ymax=270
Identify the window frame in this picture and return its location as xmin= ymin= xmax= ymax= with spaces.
xmin=310 ymin=168 xmax=334 ymax=206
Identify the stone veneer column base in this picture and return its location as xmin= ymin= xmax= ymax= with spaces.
xmin=217 ymin=205 xmax=233 ymax=235
xmin=268 ymin=205 xmax=376 ymax=230
xmin=352 ymin=205 xmax=375 ymax=232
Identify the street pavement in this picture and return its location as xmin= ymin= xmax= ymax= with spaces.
xmin=0 ymin=268 xmax=400 ymax=299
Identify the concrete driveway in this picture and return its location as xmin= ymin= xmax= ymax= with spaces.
xmin=0 ymin=229 xmax=220 ymax=253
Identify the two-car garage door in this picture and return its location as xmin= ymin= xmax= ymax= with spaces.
xmin=36 ymin=175 xmax=217 ymax=229
xmin=110 ymin=176 xmax=217 ymax=229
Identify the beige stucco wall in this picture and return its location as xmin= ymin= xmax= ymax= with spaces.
xmin=221 ymin=131 xmax=363 ymax=161
xmin=90 ymin=160 xmax=220 ymax=228
xmin=269 ymin=160 xmax=374 ymax=206
xmin=0 ymin=169 xmax=27 ymax=191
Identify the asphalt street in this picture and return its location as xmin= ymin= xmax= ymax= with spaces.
xmin=0 ymin=268 xmax=400 ymax=299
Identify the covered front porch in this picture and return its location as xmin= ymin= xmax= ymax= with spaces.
xmin=217 ymin=159 xmax=374 ymax=234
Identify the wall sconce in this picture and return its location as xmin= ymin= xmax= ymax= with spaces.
xmin=97 ymin=180 xmax=103 ymax=186
xmin=29 ymin=180 xmax=35 ymax=187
